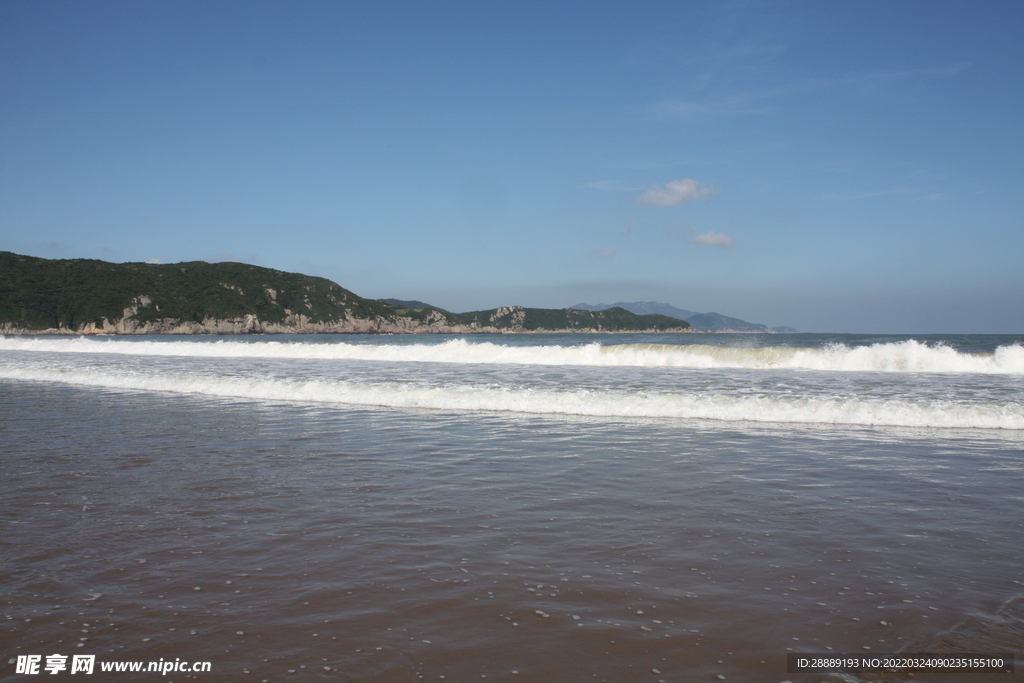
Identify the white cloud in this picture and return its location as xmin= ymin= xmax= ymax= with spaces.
xmin=146 ymin=258 xmax=162 ymax=264
xmin=637 ymin=179 xmax=720 ymax=207
xmin=693 ymin=231 xmax=734 ymax=248
xmin=595 ymin=249 xmax=615 ymax=258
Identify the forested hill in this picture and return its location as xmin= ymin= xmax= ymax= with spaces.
xmin=0 ymin=252 xmax=688 ymax=334
xmin=457 ymin=306 xmax=688 ymax=332
xmin=0 ymin=251 xmax=458 ymax=334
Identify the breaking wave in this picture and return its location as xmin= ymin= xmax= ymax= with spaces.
xmin=1 ymin=364 xmax=1022 ymax=430
xmin=1 ymin=337 xmax=1023 ymax=374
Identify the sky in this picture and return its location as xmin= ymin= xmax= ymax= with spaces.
xmin=2 ymin=1 xmax=1022 ymax=333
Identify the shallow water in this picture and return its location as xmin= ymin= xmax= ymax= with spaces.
xmin=2 ymin=334 xmax=1023 ymax=682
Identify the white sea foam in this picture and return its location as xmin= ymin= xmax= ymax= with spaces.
xmin=2 ymin=364 xmax=1021 ymax=430
xmin=1 ymin=337 xmax=1023 ymax=374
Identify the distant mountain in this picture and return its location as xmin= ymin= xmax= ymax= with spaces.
xmin=378 ymin=298 xmax=450 ymax=313
xmin=379 ymin=300 xmax=688 ymax=332
xmin=570 ymin=301 xmax=794 ymax=333
xmin=456 ymin=306 xmax=689 ymax=333
xmin=684 ymin=312 xmax=771 ymax=333
xmin=570 ymin=301 xmax=699 ymax=320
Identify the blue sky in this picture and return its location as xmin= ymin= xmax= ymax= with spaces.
xmin=2 ymin=1 xmax=1022 ymax=333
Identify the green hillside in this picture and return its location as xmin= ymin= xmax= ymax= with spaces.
xmin=0 ymin=251 xmax=458 ymax=332
xmin=0 ymin=252 xmax=689 ymax=334
xmin=457 ymin=306 xmax=689 ymax=332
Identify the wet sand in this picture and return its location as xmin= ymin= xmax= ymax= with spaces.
xmin=2 ymin=382 xmax=1022 ymax=682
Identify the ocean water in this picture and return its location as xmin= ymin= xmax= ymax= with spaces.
xmin=2 ymin=332 xmax=1023 ymax=682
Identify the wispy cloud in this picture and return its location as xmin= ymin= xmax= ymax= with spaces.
xmin=693 ymin=231 xmax=734 ymax=248
xmin=652 ymin=96 xmax=776 ymax=119
xmin=823 ymin=185 xmax=956 ymax=202
xmin=821 ymin=187 xmax=917 ymax=201
xmin=653 ymin=63 xmax=970 ymax=120
xmin=594 ymin=249 xmax=615 ymax=258
xmin=146 ymin=258 xmax=162 ymax=264
xmin=849 ymin=63 xmax=969 ymax=86
xmin=637 ymin=179 xmax=721 ymax=207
